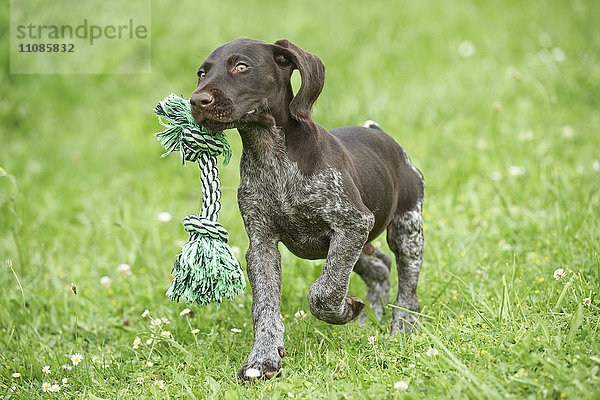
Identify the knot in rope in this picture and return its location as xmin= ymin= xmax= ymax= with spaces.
xmin=183 ymin=214 xmax=229 ymax=242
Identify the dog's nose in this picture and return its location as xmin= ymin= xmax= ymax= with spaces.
xmin=190 ymin=92 xmax=214 ymax=108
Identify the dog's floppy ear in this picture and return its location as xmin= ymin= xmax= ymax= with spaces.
xmin=272 ymin=39 xmax=325 ymax=125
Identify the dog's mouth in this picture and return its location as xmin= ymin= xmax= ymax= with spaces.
xmin=194 ymin=106 xmax=266 ymax=132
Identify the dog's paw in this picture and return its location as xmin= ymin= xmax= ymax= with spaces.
xmin=345 ymin=294 xmax=366 ymax=320
xmin=238 ymin=346 xmax=285 ymax=382
xmin=391 ymin=309 xmax=420 ymax=337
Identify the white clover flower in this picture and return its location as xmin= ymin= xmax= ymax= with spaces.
xmin=191 ymin=329 xmax=200 ymax=334
xmin=394 ymin=381 xmax=409 ymax=390
xmin=61 ymin=364 xmax=72 ymax=371
xmin=154 ymin=380 xmax=165 ymax=389
xmin=408 ymin=363 xmax=416 ymax=368
xmin=180 ymin=308 xmax=192 ymax=316
xmin=583 ymin=298 xmax=591 ymax=306
xmin=12 ymin=372 xmax=21 ymax=378
xmin=50 ymin=384 xmax=60 ymax=392
xmin=425 ymin=348 xmax=439 ymax=357
xmin=561 ymin=125 xmax=574 ymax=139
xmin=100 ymin=276 xmax=112 ymax=288
xmin=117 ymin=263 xmax=132 ymax=277
xmin=457 ymin=40 xmax=475 ymax=58
xmin=368 ymin=336 xmax=375 ymax=345
xmin=141 ymin=309 xmax=150 ymax=318
xmin=231 ymin=328 xmax=242 ymax=333
xmin=508 ymin=166 xmax=525 ymax=176
xmin=552 ymin=48 xmax=566 ymax=63
xmin=553 ymin=268 xmax=566 ymax=280
xmin=161 ymin=317 xmax=171 ymax=324
xmin=70 ymin=353 xmax=83 ymax=366
xmin=42 ymin=382 xmax=51 ymax=392
xmin=294 ymin=310 xmax=307 ymax=319
xmin=157 ymin=212 xmax=172 ymax=222
xmin=42 ymin=365 xmax=51 ymax=374
xmin=245 ymin=368 xmax=261 ymax=378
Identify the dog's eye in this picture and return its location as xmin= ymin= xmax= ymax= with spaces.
xmin=234 ymin=63 xmax=248 ymax=72
xmin=198 ymin=71 xmax=206 ymax=80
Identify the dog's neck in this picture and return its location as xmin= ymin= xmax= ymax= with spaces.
xmin=237 ymin=118 xmax=324 ymax=177
xmin=238 ymin=125 xmax=289 ymax=173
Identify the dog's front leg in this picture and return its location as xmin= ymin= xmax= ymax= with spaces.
xmin=307 ymin=213 xmax=374 ymax=325
xmin=238 ymin=237 xmax=285 ymax=381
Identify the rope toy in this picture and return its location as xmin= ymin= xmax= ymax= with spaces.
xmin=153 ymin=93 xmax=245 ymax=305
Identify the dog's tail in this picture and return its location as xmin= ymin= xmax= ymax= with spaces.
xmin=363 ymin=120 xmax=383 ymax=131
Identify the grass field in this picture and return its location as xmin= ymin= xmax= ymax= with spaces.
xmin=1 ymin=0 xmax=600 ymax=398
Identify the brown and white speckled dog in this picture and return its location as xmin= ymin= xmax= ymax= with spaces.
xmin=190 ymin=38 xmax=425 ymax=381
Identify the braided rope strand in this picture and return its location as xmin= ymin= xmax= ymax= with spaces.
xmin=154 ymin=94 xmax=245 ymax=305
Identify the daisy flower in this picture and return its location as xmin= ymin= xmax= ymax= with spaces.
xmin=231 ymin=328 xmax=242 ymax=333
xmin=160 ymin=331 xmax=171 ymax=338
xmin=146 ymin=338 xmax=154 ymax=345
xmin=142 ymin=309 xmax=150 ymax=318
xmin=425 ymin=348 xmax=439 ymax=357
xmin=50 ymin=384 xmax=60 ymax=392
xmin=180 ymin=308 xmax=192 ymax=316
xmin=151 ymin=318 xmax=162 ymax=329
xmin=42 ymin=382 xmax=51 ymax=392
xmin=62 ymin=378 xmax=69 ymax=386
xmin=553 ymin=268 xmax=566 ymax=280
xmin=191 ymin=329 xmax=200 ymax=334
xmin=583 ymin=298 xmax=592 ymax=306
xmin=133 ymin=337 xmax=141 ymax=349
xmin=154 ymin=380 xmax=165 ymax=389
xmin=42 ymin=365 xmax=51 ymax=374
xmin=70 ymin=353 xmax=83 ymax=366
xmin=394 ymin=381 xmax=409 ymax=390
xmin=12 ymin=372 xmax=21 ymax=378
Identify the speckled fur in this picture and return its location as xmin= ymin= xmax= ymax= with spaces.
xmin=237 ymin=126 xmax=375 ymax=378
xmin=188 ymin=38 xmax=426 ymax=381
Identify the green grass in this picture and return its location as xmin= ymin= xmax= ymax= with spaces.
xmin=1 ymin=0 xmax=600 ymax=398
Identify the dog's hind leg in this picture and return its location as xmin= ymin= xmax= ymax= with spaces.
xmin=353 ymin=246 xmax=391 ymax=323
xmin=387 ymin=203 xmax=424 ymax=336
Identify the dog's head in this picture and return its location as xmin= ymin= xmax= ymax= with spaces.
xmin=190 ymin=38 xmax=325 ymax=132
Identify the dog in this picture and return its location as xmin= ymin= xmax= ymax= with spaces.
xmin=190 ymin=38 xmax=425 ymax=381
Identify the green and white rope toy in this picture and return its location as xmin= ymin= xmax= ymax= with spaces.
xmin=154 ymin=93 xmax=245 ymax=305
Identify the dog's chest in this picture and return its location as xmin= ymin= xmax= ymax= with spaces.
xmin=238 ymin=155 xmax=347 ymax=259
